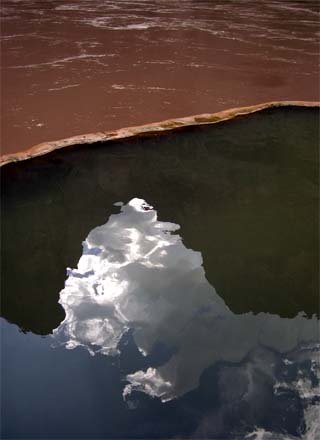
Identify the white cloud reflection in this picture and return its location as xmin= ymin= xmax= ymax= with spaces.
xmin=54 ymin=198 xmax=228 ymax=360
xmin=53 ymin=198 xmax=319 ymax=435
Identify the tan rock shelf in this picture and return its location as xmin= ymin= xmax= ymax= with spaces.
xmin=1 ymin=100 xmax=319 ymax=167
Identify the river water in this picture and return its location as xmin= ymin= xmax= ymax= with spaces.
xmin=1 ymin=106 xmax=319 ymax=439
xmin=1 ymin=0 xmax=319 ymax=155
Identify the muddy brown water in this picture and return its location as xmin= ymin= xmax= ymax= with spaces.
xmin=1 ymin=0 xmax=319 ymax=155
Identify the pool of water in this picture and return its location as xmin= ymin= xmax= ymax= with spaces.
xmin=1 ymin=106 xmax=319 ymax=439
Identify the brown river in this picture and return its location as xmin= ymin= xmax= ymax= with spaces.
xmin=1 ymin=0 xmax=319 ymax=155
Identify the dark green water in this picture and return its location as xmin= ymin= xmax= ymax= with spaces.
xmin=1 ymin=106 xmax=319 ymax=439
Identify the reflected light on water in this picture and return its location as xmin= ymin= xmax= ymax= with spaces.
xmin=53 ymin=198 xmax=319 ymax=436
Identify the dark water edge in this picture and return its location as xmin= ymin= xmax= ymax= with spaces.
xmin=1 ymin=106 xmax=319 ymax=440
xmin=1 ymin=106 xmax=319 ymax=333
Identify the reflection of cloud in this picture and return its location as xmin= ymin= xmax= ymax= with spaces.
xmin=189 ymin=343 xmax=320 ymax=440
xmin=54 ymin=198 xmax=319 ymax=437
xmin=54 ymin=198 xmax=229 ymax=358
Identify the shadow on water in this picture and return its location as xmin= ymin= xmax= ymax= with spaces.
xmin=1 ymin=107 xmax=319 ymax=335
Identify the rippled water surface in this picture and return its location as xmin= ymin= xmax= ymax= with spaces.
xmin=1 ymin=107 xmax=319 ymax=439
xmin=1 ymin=0 xmax=319 ymax=154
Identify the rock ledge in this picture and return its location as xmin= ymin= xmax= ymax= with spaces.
xmin=1 ymin=101 xmax=319 ymax=166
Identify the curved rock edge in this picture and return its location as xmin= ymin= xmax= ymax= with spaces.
xmin=1 ymin=100 xmax=319 ymax=167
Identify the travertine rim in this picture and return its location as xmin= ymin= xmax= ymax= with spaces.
xmin=1 ymin=100 xmax=319 ymax=167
